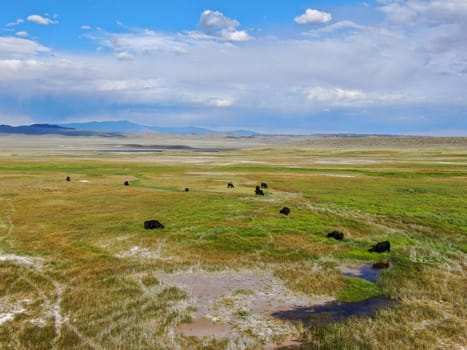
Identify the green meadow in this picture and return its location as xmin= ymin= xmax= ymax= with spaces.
xmin=0 ymin=137 xmax=465 ymax=349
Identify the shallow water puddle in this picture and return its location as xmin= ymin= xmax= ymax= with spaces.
xmin=337 ymin=262 xmax=390 ymax=282
xmin=158 ymin=269 xmax=328 ymax=340
xmin=271 ymin=297 xmax=397 ymax=325
xmin=165 ymin=264 xmax=395 ymax=343
xmin=273 ymin=263 xmax=394 ymax=326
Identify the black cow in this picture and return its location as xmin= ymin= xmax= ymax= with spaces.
xmin=227 ymin=183 xmax=235 ymax=188
xmin=66 ymin=176 xmax=71 ymax=182
xmin=144 ymin=220 xmax=165 ymax=229
xmin=279 ymin=207 xmax=291 ymax=215
xmin=327 ymin=231 xmax=344 ymax=240
xmin=124 ymin=181 xmax=130 ymax=186
xmin=369 ymin=241 xmax=390 ymax=253
xmin=185 ymin=188 xmax=189 ymax=192
xmin=372 ymin=261 xmax=390 ymax=269
xmin=255 ymin=188 xmax=265 ymax=196
xmin=261 ymin=182 xmax=268 ymax=189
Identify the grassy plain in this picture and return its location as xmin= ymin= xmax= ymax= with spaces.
xmin=0 ymin=134 xmax=466 ymax=349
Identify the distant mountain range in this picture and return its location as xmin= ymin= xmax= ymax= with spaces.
xmin=0 ymin=121 xmax=260 ymax=136
xmin=0 ymin=123 xmax=122 ymax=137
xmin=59 ymin=120 xmax=260 ymax=136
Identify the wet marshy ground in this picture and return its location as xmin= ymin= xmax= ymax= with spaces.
xmin=271 ymin=296 xmax=397 ymax=325
xmin=272 ymin=262 xmax=395 ymax=326
xmin=337 ymin=261 xmax=390 ymax=282
xmin=170 ymin=262 xmax=396 ymax=346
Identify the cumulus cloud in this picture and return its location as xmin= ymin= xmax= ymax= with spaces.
xmin=81 ymin=25 xmax=91 ymax=30
xmin=27 ymin=14 xmax=57 ymax=25
xmin=0 ymin=37 xmax=50 ymax=58
xmin=220 ymin=29 xmax=251 ymax=42
xmin=197 ymin=10 xmax=252 ymax=42
xmin=0 ymin=3 xmax=466 ymax=134
xmin=15 ymin=31 xmax=29 ymax=37
xmin=199 ymin=10 xmax=239 ymax=31
xmin=295 ymin=8 xmax=332 ymax=24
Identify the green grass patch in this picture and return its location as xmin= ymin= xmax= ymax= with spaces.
xmin=337 ymin=277 xmax=381 ymax=302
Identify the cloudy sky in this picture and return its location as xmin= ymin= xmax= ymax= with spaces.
xmin=0 ymin=0 xmax=466 ymax=135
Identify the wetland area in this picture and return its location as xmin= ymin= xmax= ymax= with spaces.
xmin=0 ymin=134 xmax=466 ymax=349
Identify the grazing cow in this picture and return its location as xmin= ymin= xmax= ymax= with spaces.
xmin=144 ymin=220 xmax=164 ymax=229
xmin=227 ymin=183 xmax=235 ymax=188
xmin=280 ymin=207 xmax=291 ymax=215
xmin=66 ymin=176 xmax=71 ymax=182
xmin=185 ymin=188 xmax=189 ymax=192
xmin=369 ymin=241 xmax=390 ymax=253
xmin=124 ymin=181 xmax=129 ymax=186
xmin=372 ymin=261 xmax=390 ymax=269
xmin=261 ymin=182 xmax=268 ymax=189
xmin=327 ymin=231 xmax=344 ymax=240
xmin=255 ymin=188 xmax=265 ymax=196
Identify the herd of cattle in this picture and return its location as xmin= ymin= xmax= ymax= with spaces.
xmin=66 ymin=176 xmax=391 ymax=254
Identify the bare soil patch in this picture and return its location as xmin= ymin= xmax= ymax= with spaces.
xmin=157 ymin=268 xmax=331 ymax=342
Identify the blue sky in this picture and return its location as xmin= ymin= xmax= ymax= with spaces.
xmin=1 ymin=0 xmax=466 ymax=135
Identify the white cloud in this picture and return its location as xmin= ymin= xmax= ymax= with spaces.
xmin=15 ymin=31 xmax=29 ymax=37
xmin=220 ymin=29 xmax=251 ymax=42
xmin=114 ymin=52 xmax=134 ymax=61
xmin=81 ymin=25 xmax=92 ymax=30
xmin=304 ymin=21 xmax=367 ymax=36
xmin=96 ymin=79 xmax=158 ymax=91
xmin=6 ymin=19 xmax=24 ymax=27
xmin=27 ymin=14 xmax=57 ymax=25
xmin=0 ymin=37 xmax=50 ymax=58
xmin=295 ymin=8 xmax=332 ymax=24
xmin=0 ymin=5 xmax=466 ymax=134
xmin=100 ymin=29 xmax=188 ymax=55
xmin=306 ymin=87 xmax=403 ymax=105
xmin=379 ymin=0 xmax=467 ymax=25
xmin=197 ymin=10 xmax=252 ymax=42
xmin=208 ymin=97 xmax=234 ymax=107
xmin=307 ymin=87 xmax=366 ymax=102
xmin=199 ymin=10 xmax=239 ymax=31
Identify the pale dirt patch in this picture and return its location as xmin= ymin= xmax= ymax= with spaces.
xmin=318 ymin=174 xmax=356 ymax=178
xmin=0 ymin=251 xmax=67 ymax=343
xmin=157 ymin=268 xmax=332 ymax=343
xmin=218 ymin=160 xmax=271 ymax=166
xmin=176 ymin=318 xmax=235 ymax=337
xmin=0 ymin=253 xmax=41 ymax=266
xmin=0 ymin=298 xmax=34 ymax=325
xmin=115 ymin=244 xmax=180 ymax=262
xmin=185 ymin=171 xmax=246 ymax=176
xmin=150 ymin=156 xmax=222 ymax=165
xmin=314 ymin=159 xmax=383 ymax=164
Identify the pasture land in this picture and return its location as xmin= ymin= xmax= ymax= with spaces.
xmin=0 ymin=135 xmax=466 ymax=349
